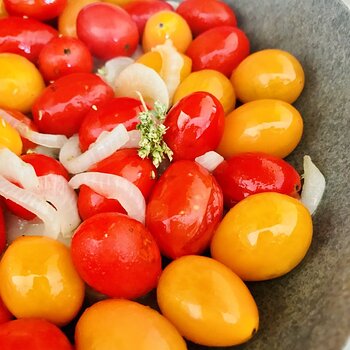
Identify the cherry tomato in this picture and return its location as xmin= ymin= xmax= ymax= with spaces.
xmin=77 ymin=3 xmax=139 ymax=60
xmin=0 ymin=318 xmax=72 ymax=350
xmin=231 ymin=49 xmax=305 ymax=104
xmin=143 ymin=10 xmax=192 ymax=53
xmin=186 ymin=26 xmax=250 ymax=77
xmin=0 ymin=0 xmax=7 ymax=18
xmin=0 ymin=118 xmax=22 ymax=156
xmin=0 ymin=236 xmax=85 ymax=325
xmin=75 ymin=299 xmax=187 ymax=350
xmin=0 ymin=53 xmax=45 ymax=113
xmin=0 ymin=296 xmax=12 ymax=324
xmin=38 ymin=37 xmax=93 ymax=82
xmin=3 ymin=0 xmax=67 ymax=21
xmin=0 ymin=17 xmax=58 ymax=63
xmin=146 ymin=160 xmax=223 ymax=259
xmin=214 ymin=153 xmax=301 ymax=207
xmin=0 ymin=206 xmax=5 ymax=254
xmin=58 ymin=0 xmax=100 ymax=38
xmin=173 ymin=69 xmax=236 ymax=115
xmin=164 ymin=92 xmax=225 ymax=160
xmin=158 ymin=256 xmax=259 ymax=346
xmin=71 ymin=212 xmax=162 ymax=299
xmin=176 ymin=0 xmax=237 ymax=36
xmin=32 ymin=73 xmax=114 ymax=136
xmin=124 ymin=0 xmax=173 ymax=36
xmin=79 ymin=97 xmax=144 ymax=151
xmin=211 ymin=192 xmax=313 ymax=281
xmin=77 ymin=148 xmax=156 ymax=220
xmin=217 ymin=99 xmax=304 ymax=159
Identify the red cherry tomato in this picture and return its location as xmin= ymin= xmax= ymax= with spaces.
xmin=79 ymin=97 xmax=144 ymax=152
xmin=0 ymin=206 xmax=6 ymax=254
xmin=186 ymin=26 xmax=250 ymax=77
xmin=146 ymin=160 xmax=223 ymax=259
xmin=164 ymin=92 xmax=225 ymax=160
xmin=0 ymin=318 xmax=72 ymax=350
xmin=176 ymin=0 xmax=237 ymax=36
xmin=3 ymin=0 xmax=67 ymax=21
xmin=71 ymin=212 xmax=162 ymax=299
xmin=0 ymin=297 xmax=13 ymax=325
xmin=38 ymin=37 xmax=93 ymax=83
xmin=213 ymin=152 xmax=302 ymax=207
xmin=78 ymin=148 xmax=156 ymax=220
xmin=77 ymin=3 xmax=139 ymax=60
xmin=123 ymin=0 xmax=173 ymax=36
xmin=32 ymin=73 xmax=114 ymax=136
xmin=0 ymin=17 xmax=58 ymax=63
xmin=6 ymin=154 xmax=70 ymax=221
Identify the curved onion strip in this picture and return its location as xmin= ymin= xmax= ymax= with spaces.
xmin=36 ymin=175 xmax=81 ymax=237
xmin=195 ymin=151 xmax=224 ymax=172
xmin=122 ymin=130 xmax=141 ymax=149
xmin=59 ymin=124 xmax=129 ymax=174
xmin=69 ymin=172 xmax=146 ymax=223
xmin=152 ymin=39 xmax=184 ymax=100
xmin=0 ymin=109 xmax=67 ymax=148
xmin=98 ymin=56 xmax=134 ymax=87
xmin=0 ymin=148 xmax=39 ymax=189
xmin=301 ymin=155 xmax=326 ymax=215
xmin=0 ymin=175 xmax=60 ymax=239
xmin=114 ymin=63 xmax=170 ymax=109
xmin=166 ymin=1 xmax=180 ymax=9
xmin=28 ymin=145 xmax=59 ymax=159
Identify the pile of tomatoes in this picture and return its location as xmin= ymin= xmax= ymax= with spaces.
xmin=0 ymin=0 xmax=315 ymax=349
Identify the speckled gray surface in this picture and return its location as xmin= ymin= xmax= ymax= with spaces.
xmin=189 ymin=1 xmax=350 ymax=350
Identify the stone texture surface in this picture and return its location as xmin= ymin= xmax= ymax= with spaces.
xmin=189 ymin=0 xmax=350 ymax=349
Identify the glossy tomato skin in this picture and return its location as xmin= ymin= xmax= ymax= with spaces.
xmin=214 ymin=153 xmax=301 ymax=207
xmin=124 ymin=0 xmax=173 ymax=36
xmin=77 ymin=3 xmax=139 ymax=60
xmin=32 ymin=73 xmax=114 ymax=136
xmin=79 ymin=97 xmax=144 ymax=151
xmin=186 ymin=26 xmax=250 ymax=77
xmin=0 ymin=319 xmax=72 ymax=350
xmin=0 ymin=17 xmax=58 ymax=63
xmin=71 ymin=212 xmax=162 ymax=299
xmin=38 ymin=37 xmax=93 ymax=82
xmin=164 ymin=92 xmax=225 ymax=160
xmin=146 ymin=160 xmax=224 ymax=259
xmin=0 ymin=206 xmax=5 ymax=254
xmin=78 ymin=148 xmax=157 ymax=220
xmin=3 ymin=0 xmax=67 ymax=21
xmin=176 ymin=0 xmax=237 ymax=36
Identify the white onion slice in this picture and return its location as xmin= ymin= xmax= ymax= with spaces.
xmin=122 ymin=130 xmax=141 ymax=149
xmin=0 ymin=175 xmax=60 ymax=239
xmin=167 ymin=1 xmax=180 ymax=9
xmin=0 ymin=109 xmax=67 ymax=148
xmin=0 ymin=148 xmax=39 ymax=189
xmin=36 ymin=175 xmax=81 ymax=237
xmin=300 ymin=155 xmax=326 ymax=215
xmin=69 ymin=172 xmax=146 ymax=223
xmin=28 ymin=145 xmax=59 ymax=159
xmin=59 ymin=124 xmax=129 ymax=174
xmin=98 ymin=57 xmax=134 ymax=87
xmin=195 ymin=151 xmax=224 ymax=172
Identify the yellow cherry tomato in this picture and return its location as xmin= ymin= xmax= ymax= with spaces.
xmin=157 ymin=255 xmax=259 ymax=347
xmin=75 ymin=299 xmax=187 ymax=350
xmin=173 ymin=69 xmax=236 ymax=114
xmin=0 ymin=236 xmax=85 ymax=326
xmin=143 ymin=11 xmax=192 ymax=53
xmin=217 ymin=99 xmax=303 ymax=159
xmin=0 ymin=0 xmax=7 ymax=18
xmin=58 ymin=0 xmax=101 ymax=37
xmin=231 ymin=49 xmax=305 ymax=104
xmin=102 ymin=0 xmax=142 ymax=6
xmin=211 ymin=192 xmax=313 ymax=281
xmin=0 ymin=118 xmax=23 ymax=155
xmin=0 ymin=54 xmax=45 ymax=113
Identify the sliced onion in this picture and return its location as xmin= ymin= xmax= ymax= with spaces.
xmin=0 ymin=148 xmax=39 ymax=189
xmin=195 ymin=151 xmax=224 ymax=172
xmin=98 ymin=56 xmax=134 ymax=87
xmin=28 ymin=145 xmax=60 ymax=159
xmin=0 ymin=109 xmax=67 ymax=148
xmin=300 ymin=155 xmax=326 ymax=215
xmin=69 ymin=172 xmax=146 ymax=223
xmin=166 ymin=1 xmax=180 ymax=9
xmin=122 ymin=130 xmax=141 ymax=149
xmin=36 ymin=175 xmax=81 ymax=237
xmin=59 ymin=124 xmax=129 ymax=174
xmin=114 ymin=63 xmax=170 ymax=109
xmin=0 ymin=175 xmax=60 ymax=239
